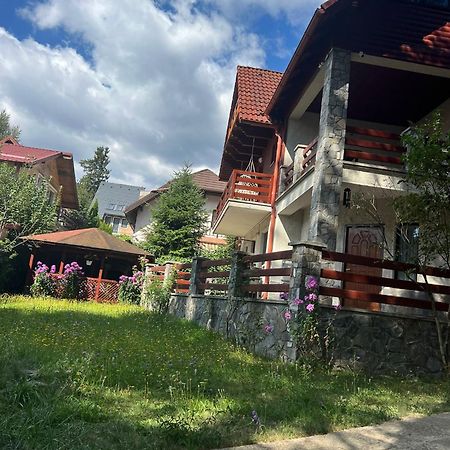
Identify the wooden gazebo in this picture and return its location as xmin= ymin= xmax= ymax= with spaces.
xmin=24 ymin=228 xmax=153 ymax=301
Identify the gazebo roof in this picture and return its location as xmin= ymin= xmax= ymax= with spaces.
xmin=24 ymin=228 xmax=151 ymax=258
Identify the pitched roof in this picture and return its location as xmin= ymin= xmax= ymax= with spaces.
xmin=0 ymin=136 xmax=78 ymax=209
xmin=124 ymin=169 xmax=225 ymax=215
xmin=235 ymin=66 xmax=283 ymax=125
xmin=0 ymin=138 xmax=68 ymax=164
xmin=24 ymin=228 xmax=151 ymax=257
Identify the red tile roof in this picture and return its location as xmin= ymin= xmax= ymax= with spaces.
xmin=235 ymin=66 xmax=283 ymax=125
xmin=124 ymin=169 xmax=225 ymax=215
xmin=0 ymin=137 xmax=71 ymax=164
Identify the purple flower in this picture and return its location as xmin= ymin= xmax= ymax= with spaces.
xmin=334 ymin=304 xmax=342 ymax=311
xmin=306 ymin=303 xmax=315 ymax=313
xmin=292 ymin=298 xmax=304 ymax=306
xmin=305 ymin=276 xmax=318 ymax=290
xmin=50 ymin=265 xmax=56 ymax=274
xmin=251 ymin=410 xmax=260 ymax=426
xmin=284 ymin=310 xmax=292 ymax=321
xmin=279 ymin=292 xmax=289 ymax=301
xmin=264 ymin=323 xmax=273 ymax=334
xmin=305 ymin=293 xmax=318 ymax=302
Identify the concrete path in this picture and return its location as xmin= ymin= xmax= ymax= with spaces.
xmin=221 ymin=412 xmax=450 ymax=450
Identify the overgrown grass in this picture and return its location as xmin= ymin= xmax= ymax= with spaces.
xmin=0 ymin=296 xmax=449 ymax=449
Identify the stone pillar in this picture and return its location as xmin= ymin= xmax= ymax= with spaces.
xmin=289 ymin=241 xmax=326 ymax=304
xmin=227 ymin=251 xmax=247 ymax=299
xmin=308 ymin=48 xmax=351 ymax=250
xmin=189 ymin=257 xmax=207 ymax=295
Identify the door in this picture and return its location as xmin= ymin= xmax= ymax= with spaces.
xmin=345 ymin=226 xmax=384 ymax=311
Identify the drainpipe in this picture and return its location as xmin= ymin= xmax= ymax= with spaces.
xmin=263 ymin=124 xmax=286 ymax=298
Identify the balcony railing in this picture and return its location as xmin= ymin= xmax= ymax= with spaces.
xmin=344 ymin=126 xmax=405 ymax=168
xmin=283 ymin=137 xmax=318 ymax=191
xmin=215 ymin=169 xmax=273 ymax=222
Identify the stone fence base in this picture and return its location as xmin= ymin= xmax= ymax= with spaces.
xmin=167 ymin=294 xmax=445 ymax=375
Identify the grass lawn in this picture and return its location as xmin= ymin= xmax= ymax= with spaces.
xmin=1 ymin=297 xmax=449 ymax=450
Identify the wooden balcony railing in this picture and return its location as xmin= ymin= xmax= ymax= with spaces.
xmin=344 ymin=126 xmax=406 ymax=168
xmin=215 ymin=169 xmax=273 ymax=223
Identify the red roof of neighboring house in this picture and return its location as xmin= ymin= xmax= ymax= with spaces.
xmin=0 ymin=136 xmax=78 ymax=209
xmin=24 ymin=228 xmax=151 ymax=257
xmin=0 ymin=137 xmax=71 ymax=164
xmin=124 ymin=169 xmax=226 ymax=216
xmin=234 ymin=66 xmax=283 ymax=125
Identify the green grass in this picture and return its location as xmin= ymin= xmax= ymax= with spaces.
xmin=0 ymin=296 xmax=449 ymax=450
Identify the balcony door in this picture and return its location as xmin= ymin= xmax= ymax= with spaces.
xmin=344 ymin=225 xmax=384 ymax=311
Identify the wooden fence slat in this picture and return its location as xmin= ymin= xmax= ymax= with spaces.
xmin=199 ymin=270 xmax=230 ymax=278
xmin=346 ymin=126 xmax=400 ymax=140
xmin=243 ymin=250 xmax=293 ymax=263
xmin=346 ymin=137 xmax=404 ymax=152
xmin=321 ymin=268 xmax=450 ymax=295
xmin=322 ymin=250 xmax=450 ymax=278
xmin=244 ymin=267 xmax=291 ymax=277
xmin=198 ymin=283 xmax=229 ymax=291
xmin=200 ymin=258 xmax=231 ymax=268
xmin=344 ymin=149 xmax=403 ymax=165
xmin=320 ymin=286 xmax=450 ymax=311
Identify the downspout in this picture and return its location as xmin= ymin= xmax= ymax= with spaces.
xmin=263 ymin=124 xmax=286 ymax=298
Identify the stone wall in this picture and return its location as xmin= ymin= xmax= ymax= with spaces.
xmin=167 ymin=294 xmax=445 ymax=375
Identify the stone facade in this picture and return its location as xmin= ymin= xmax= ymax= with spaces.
xmin=309 ymin=48 xmax=351 ymax=250
xmin=167 ymin=294 xmax=445 ymax=375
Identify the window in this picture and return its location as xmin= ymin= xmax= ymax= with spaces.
xmin=121 ymin=218 xmax=128 ymax=228
xmin=116 ymin=205 xmax=125 ymax=211
xmin=112 ymin=217 xmax=121 ymax=233
xmin=107 ymin=203 xmax=116 ymax=210
xmin=103 ymin=215 xmax=112 ymax=224
xmin=395 ymin=224 xmax=419 ymax=281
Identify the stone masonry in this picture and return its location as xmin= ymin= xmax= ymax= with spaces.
xmin=309 ymin=48 xmax=351 ymax=250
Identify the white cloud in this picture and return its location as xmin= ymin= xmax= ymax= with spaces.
xmin=0 ymin=0 xmax=267 ymax=189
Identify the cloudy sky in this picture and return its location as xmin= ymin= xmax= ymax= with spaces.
xmin=0 ymin=0 xmax=318 ymax=188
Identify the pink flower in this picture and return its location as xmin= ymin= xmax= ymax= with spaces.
xmin=279 ymin=292 xmax=289 ymax=301
xmin=305 ymin=293 xmax=318 ymax=302
xmin=334 ymin=304 xmax=342 ymax=311
xmin=306 ymin=303 xmax=315 ymax=313
xmin=292 ymin=298 xmax=304 ymax=306
xmin=264 ymin=324 xmax=273 ymax=333
xmin=284 ymin=310 xmax=292 ymax=321
xmin=50 ymin=265 xmax=56 ymax=274
xmin=305 ymin=276 xmax=318 ymax=290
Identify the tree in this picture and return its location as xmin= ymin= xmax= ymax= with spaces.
xmin=0 ymin=163 xmax=58 ymax=290
xmin=79 ymin=146 xmax=110 ymax=196
xmin=63 ymin=183 xmax=99 ymax=230
xmin=0 ymin=109 xmax=21 ymax=141
xmin=144 ymin=166 xmax=208 ymax=262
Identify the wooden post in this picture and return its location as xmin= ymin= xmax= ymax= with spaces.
xmin=95 ymin=256 xmax=105 ymax=301
xmin=58 ymin=251 xmax=66 ymax=274
xmin=25 ymin=251 xmax=35 ymax=288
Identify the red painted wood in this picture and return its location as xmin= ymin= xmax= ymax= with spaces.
xmin=200 ymin=258 xmax=231 ymax=268
xmin=199 ymin=270 xmax=230 ymax=278
xmin=346 ymin=137 xmax=404 ymax=153
xmin=346 ymin=126 xmax=400 ymax=141
xmin=243 ymin=250 xmax=293 ymax=263
xmin=244 ymin=267 xmax=291 ymax=277
xmin=344 ymin=149 xmax=403 ymax=165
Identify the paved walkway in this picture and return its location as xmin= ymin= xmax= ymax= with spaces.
xmin=221 ymin=412 xmax=450 ymax=450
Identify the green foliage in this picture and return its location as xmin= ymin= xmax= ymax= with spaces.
xmin=30 ymin=272 xmax=56 ymax=298
xmin=142 ymin=271 xmax=176 ymax=314
xmin=144 ymin=166 xmax=208 ymax=262
xmin=0 ymin=109 xmax=21 ymax=141
xmin=200 ymin=236 xmax=237 ymax=260
xmin=63 ymin=182 xmax=99 ymax=230
xmin=79 ymin=146 xmax=111 ymax=196
xmin=0 ymin=164 xmax=58 ymax=291
xmin=398 ymin=112 xmax=450 ymax=268
xmin=98 ymin=218 xmax=113 ymax=234
xmin=1 ymin=297 xmax=450 ymax=449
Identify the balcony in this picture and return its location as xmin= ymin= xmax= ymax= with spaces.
xmin=212 ymin=169 xmax=273 ymax=236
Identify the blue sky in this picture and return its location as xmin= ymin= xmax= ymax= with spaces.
xmin=0 ymin=0 xmax=317 ymax=188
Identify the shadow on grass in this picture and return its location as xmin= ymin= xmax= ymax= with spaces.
xmin=1 ymin=299 xmax=449 ymax=449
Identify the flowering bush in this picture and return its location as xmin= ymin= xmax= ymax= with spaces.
xmin=30 ymin=262 xmax=56 ymax=297
xmin=118 ymin=269 xmax=144 ymax=305
xmin=61 ymin=262 xmax=86 ymax=300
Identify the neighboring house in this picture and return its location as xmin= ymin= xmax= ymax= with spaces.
xmin=212 ymin=0 xmax=450 ymax=308
xmin=93 ymin=182 xmax=145 ymax=235
xmin=125 ymin=169 xmax=227 ymax=247
xmin=0 ymin=136 xmax=78 ymax=230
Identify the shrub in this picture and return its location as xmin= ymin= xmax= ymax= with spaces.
xmin=142 ymin=271 xmax=175 ymax=314
xmin=118 ymin=269 xmax=144 ymax=305
xmin=30 ymin=262 xmax=56 ymax=297
xmin=61 ymin=262 xmax=86 ymax=300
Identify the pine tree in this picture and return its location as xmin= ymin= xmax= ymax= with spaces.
xmin=0 ymin=109 xmax=21 ymax=141
xmin=79 ymin=146 xmax=110 ymax=196
xmin=144 ymin=166 xmax=208 ymax=262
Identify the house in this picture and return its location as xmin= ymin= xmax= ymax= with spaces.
xmin=93 ymin=182 xmax=145 ymax=235
xmin=125 ymin=169 xmax=227 ymax=248
xmin=212 ymin=0 xmax=450 ymax=308
xmin=0 ymin=136 xmax=78 ymax=215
